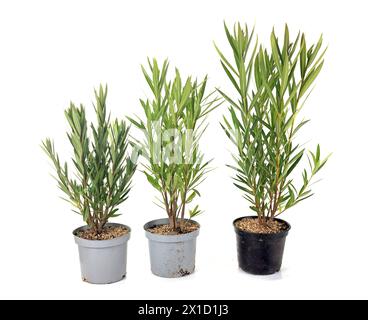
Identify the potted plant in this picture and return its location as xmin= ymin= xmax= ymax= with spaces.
xmin=42 ymin=85 xmax=137 ymax=284
xmin=215 ymin=23 xmax=330 ymax=275
xmin=129 ymin=59 xmax=219 ymax=277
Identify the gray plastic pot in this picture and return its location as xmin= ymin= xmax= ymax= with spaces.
xmin=73 ymin=223 xmax=130 ymax=284
xmin=144 ymin=218 xmax=200 ymax=278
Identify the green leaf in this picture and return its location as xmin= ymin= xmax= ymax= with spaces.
xmin=186 ymin=191 xmax=197 ymax=203
xmin=299 ymin=61 xmax=324 ymax=97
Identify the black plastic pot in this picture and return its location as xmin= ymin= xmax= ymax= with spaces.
xmin=234 ymin=216 xmax=291 ymax=275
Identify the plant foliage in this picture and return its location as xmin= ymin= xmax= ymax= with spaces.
xmin=215 ymin=23 xmax=330 ymax=223
xmin=129 ymin=59 xmax=220 ymax=231
xmin=42 ymin=85 xmax=137 ymax=233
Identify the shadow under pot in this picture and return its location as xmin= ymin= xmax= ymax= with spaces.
xmin=233 ymin=216 xmax=291 ymax=275
xmin=144 ymin=218 xmax=200 ymax=278
xmin=73 ymin=223 xmax=131 ymax=284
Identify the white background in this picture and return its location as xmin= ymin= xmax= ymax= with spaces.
xmin=0 ymin=0 xmax=367 ymax=300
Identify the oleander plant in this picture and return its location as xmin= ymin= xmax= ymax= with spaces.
xmin=215 ymin=23 xmax=330 ymax=275
xmin=216 ymin=23 xmax=330 ymax=225
xmin=128 ymin=58 xmax=220 ymax=278
xmin=42 ymin=85 xmax=137 ymax=234
xmin=129 ymin=59 xmax=220 ymax=233
xmin=42 ymin=85 xmax=138 ymax=284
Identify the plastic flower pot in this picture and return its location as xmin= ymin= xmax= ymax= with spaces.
xmin=73 ymin=223 xmax=131 ymax=284
xmin=144 ymin=218 xmax=200 ymax=278
xmin=233 ymin=216 xmax=291 ymax=275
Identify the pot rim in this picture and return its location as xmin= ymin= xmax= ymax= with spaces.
xmin=73 ymin=222 xmax=131 ymax=248
xmin=144 ymin=218 xmax=200 ymax=243
xmin=233 ymin=216 xmax=291 ymax=238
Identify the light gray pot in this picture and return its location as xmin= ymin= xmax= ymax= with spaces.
xmin=73 ymin=223 xmax=131 ymax=284
xmin=144 ymin=218 xmax=200 ymax=278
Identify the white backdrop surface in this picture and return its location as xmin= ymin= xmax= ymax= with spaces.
xmin=0 ymin=0 xmax=366 ymax=299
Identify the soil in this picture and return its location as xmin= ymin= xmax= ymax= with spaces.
xmin=235 ymin=217 xmax=288 ymax=234
xmin=76 ymin=225 xmax=129 ymax=240
xmin=148 ymin=221 xmax=199 ymax=235
xmin=178 ymin=269 xmax=191 ymax=277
